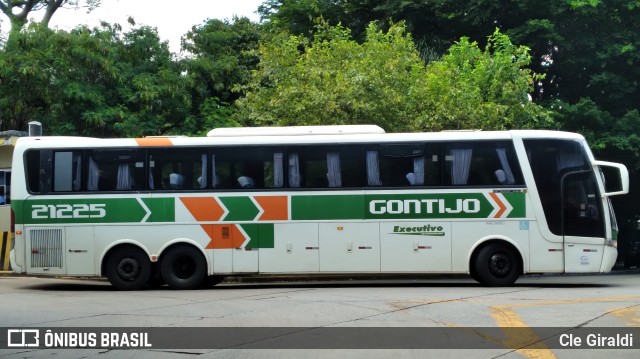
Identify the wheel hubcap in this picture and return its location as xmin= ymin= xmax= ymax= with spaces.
xmin=174 ymin=255 xmax=195 ymax=279
xmin=117 ymin=257 xmax=140 ymax=281
xmin=489 ymin=253 xmax=512 ymax=278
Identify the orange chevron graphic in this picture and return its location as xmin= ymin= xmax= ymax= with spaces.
xmin=255 ymin=196 xmax=288 ymax=221
xmin=180 ymin=197 xmax=225 ymax=221
xmin=203 ymin=224 xmax=247 ymax=249
xmin=489 ymin=192 xmax=507 ymax=218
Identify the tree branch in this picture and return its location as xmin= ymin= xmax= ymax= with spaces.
xmin=40 ymin=0 xmax=64 ymax=26
xmin=2 ymin=0 xmax=41 ymax=22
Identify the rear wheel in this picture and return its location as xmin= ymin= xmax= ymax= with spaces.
xmin=105 ymin=246 xmax=151 ymax=290
xmin=473 ymin=243 xmax=520 ymax=286
xmin=160 ymin=245 xmax=207 ymax=290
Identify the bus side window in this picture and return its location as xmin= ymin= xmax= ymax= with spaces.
xmin=378 ymin=144 xmax=425 ymax=187
xmin=53 ymin=151 xmax=83 ymax=192
xmin=87 ymin=149 xmax=145 ymax=191
xmin=211 ymin=147 xmax=285 ymax=190
xmin=148 ymin=148 xmax=206 ymax=191
xmin=446 ymin=142 xmax=523 ymax=187
xmin=291 ymin=146 xmax=363 ymax=189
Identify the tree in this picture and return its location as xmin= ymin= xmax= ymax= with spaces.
xmin=0 ymin=22 xmax=191 ymax=137
xmin=0 ymin=0 xmax=101 ymax=47
xmin=179 ymin=17 xmax=262 ymax=134
xmin=235 ymin=22 xmax=430 ymax=132
xmin=420 ymin=29 xmax=553 ymax=131
xmin=258 ymin=0 xmax=347 ymax=36
xmin=236 ymin=22 xmax=551 ymax=132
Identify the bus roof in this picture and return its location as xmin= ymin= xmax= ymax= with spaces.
xmin=13 ymin=129 xmax=585 ymax=149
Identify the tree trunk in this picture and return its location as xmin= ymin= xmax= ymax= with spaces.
xmin=40 ymin=0 xmax=65 ymax=26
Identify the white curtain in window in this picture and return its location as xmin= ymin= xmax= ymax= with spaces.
xmin=73 ymin=153 xmax=82 ymax=191
xmin=87 ymin=157 xmax=99 ymax=191
xmin=211 ymin=155 xmax=218 ymax=188
xmin=148 ymin=156 xmax=155 ymax=189
xmin=413 ymin=156 xmax=425 ymax=186
xmin=116 ymin=164 xmax=132 ymax=190
xmin=496 ymin=148 xmax=515 ymax=185
xmin=274 ymin=153 xmax=284 ymax=188
xmin=200 ymin=154 xmax=207 ymax=189
xmin=288 ymin=153 xmax=300 ymax=188
xmin=366 ymin=151 xmax=382 ymax=186
xmin=327 ymin=152 xmax=342 ymax=188
xmin=451 ymin=149 xmax=472 ymax=185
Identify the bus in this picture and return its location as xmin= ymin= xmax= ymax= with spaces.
xmin=9 ymin=126 xmax=629 ymax=289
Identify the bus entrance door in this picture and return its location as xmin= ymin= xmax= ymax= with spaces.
xmin=561 ymin=171 xmax=606 ymax=273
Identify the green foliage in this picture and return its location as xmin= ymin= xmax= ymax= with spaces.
xmin=236 ymin=22 xmax=429 ymax=132
xmin=421 ymin=29 xmax=553 ymax=130
xmin=237 ymin=22 xmax=550 ymax=132
xmin=0 ymin=1 xmax=102 ymax=47
xmin=0 ymin=23 xmax=191 ymax=137
xmin=258 ymin=0 xmax=345 ymax=36
xmin=179 ymin=17 xmax=261 ymax=133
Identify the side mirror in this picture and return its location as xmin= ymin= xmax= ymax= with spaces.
xmin=593 ymin=161 xmax=629 ymax=197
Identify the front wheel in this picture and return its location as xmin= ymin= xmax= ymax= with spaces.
xmin=473 ymin=243 xmax=520 ymax=286
xmin=105 ymin=246 xmax=152 ymax=290
xmin=160 ymin=245 xmax=207 ymax=290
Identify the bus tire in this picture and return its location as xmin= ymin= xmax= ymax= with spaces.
xmin=473 ymin=243 xmax=520 ymax=286
xmin=160 ymin=245 xmax=207 ymax=290
xmin=105 ymin=246 xmax=152 ymax=291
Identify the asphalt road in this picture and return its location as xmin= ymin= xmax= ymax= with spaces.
xmin=0 ymin=271 xmax=639 ymax=359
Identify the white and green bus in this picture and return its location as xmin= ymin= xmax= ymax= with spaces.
xmin=9 ymin=126 xmax=629 ymax=289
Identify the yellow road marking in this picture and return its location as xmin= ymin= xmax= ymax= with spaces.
xmin=489 ymin=306 xmax=557 ymax=359
xmin=387 ymin=295 xmax=640 ymax=357
xmin=488 ymin=296 xmax=640 ymax=359
xmin=608 ymin=306 xmax=640 ymax=326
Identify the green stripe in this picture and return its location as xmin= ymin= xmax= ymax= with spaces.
xmin=143 ymin=198 xmax=176 ymax=223
xmin=291 ymin=192 xmax=526 ymax=220
xmin=291 ymin=195 xmax=364 ymax=220
xmin=14 ymin=191 xmax=526 ymax=225
xmin=240 ymin=223 xmax=274 ymax=249
xmin=14 ymin=198 xmax=175 ymax=224
xmin=219 ymin=197 xmax=260 ymax=221
xmin=502 ymin=192 xmax=526 ymax=218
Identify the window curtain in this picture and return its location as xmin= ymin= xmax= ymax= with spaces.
xmin=116 ymin=164 xmax=133 ymax=190
xmin=87 ymin=157 xmax=99 ymax=191
xmin=200 ymin=154 xmax=207 ymax=189
xmin=148 ymin=156 xmax=155 ymax=189
xmin=288 ymin=153 xmax=300 ymax=188
xmin=72 ymin=153 xmax=82 ymax=191
xmin=211 ymin=155 xmax=218 ymax=188
xmin=451 ymin=148 xmax=472 ymax=185
xmin=413 ymin=156 xmax=425 ymax=186
xmin=327 ymin=152 xmax=342 ymax=188
xmin=274 ymin=153 xmax=284 ymax=188
xmin=366 ymin=151 xmax=382 ymax=186
xmin=496 ymin=148 xmax=515 ymax=185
